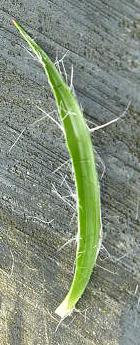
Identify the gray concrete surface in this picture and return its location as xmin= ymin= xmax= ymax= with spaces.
xmin=0 ymin=0 xmax=140 ymax=344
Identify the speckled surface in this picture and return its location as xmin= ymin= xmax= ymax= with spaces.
xmin=0 ymin=1 xmax=140 ymax=344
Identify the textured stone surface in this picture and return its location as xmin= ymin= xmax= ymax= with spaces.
xmin=0 ymin=1 xmax=140 ymax=344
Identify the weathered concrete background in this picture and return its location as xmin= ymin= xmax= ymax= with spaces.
xmin=0 ymin=1 xmax=140 ymax=344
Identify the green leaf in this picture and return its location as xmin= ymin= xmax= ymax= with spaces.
xmin=13 ymin=20 xmax=102 ymax=319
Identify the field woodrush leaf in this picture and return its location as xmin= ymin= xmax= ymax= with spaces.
xmin=13 ymin=20 xmax=102 ymax=319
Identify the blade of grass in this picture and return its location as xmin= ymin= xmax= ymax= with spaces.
xmin=13 ymin=20 xmax=102 ymax=319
